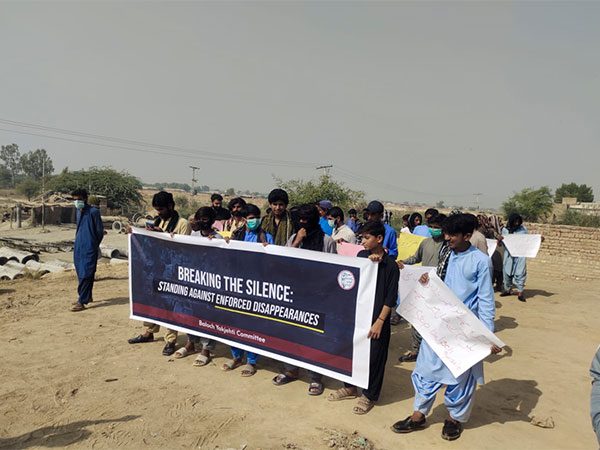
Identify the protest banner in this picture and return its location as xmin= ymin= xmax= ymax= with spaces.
xmin=398 ymin=265 xmax=436 ymax=304
xmin=129 ymin=228 xmax=378 ymax=387
xmin=501 ymin=234 xmax=542 ymax=258
xmin=398 ymin=269 xmax=504 ymax=378
xmin=397 ymin=232 xmax=426 ymax=263
xmin=337 ymin=241 xmax=364 ymax=257
xmin=486 ymin=239 xmax=497 ymax=257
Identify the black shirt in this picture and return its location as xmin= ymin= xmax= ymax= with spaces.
xmin=358 ymin=250 xmax=400 ymax=322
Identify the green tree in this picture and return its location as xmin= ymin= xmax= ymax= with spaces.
xmin=436 ymin=200 xmax=445 ymax=209
xmin=16 ymin=178 xmax=41 ymax=201
xmin=558 ymin=209 xmax=600 ymax=228
xmin=554 ymin=182 xmax=594 ymax=203
xmin=20 ymin=149 xmax=54 ymax=179
xmin=502 ymin=186 xmax=554 ymax=222
xmin=0 ymin=143 xmax=21 ymax=187
xmin=0 ymin=167 xmax=11 ymax=188
xmin=275 ymin=175 xmax=364 ymax=210
xmin=47 ymin=167 xmax=143 ymax=208
xmin=225 ymin=187 xmax=235 ymax=196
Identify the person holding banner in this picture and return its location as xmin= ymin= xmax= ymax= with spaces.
xmin=222 ymin=204 xmax=274 ymax=377
xmin=327 ymin=221 xmax=399 ymax=415
xmin=392 ymin=214 xmax=501 ymax=441
xmin=396 ymin=213 xmax=446 ymax=362
xmin=499 ymin=213 xmax=528 ymax=302
xmin=261 ymin=189 xmax=294 ymax=246
xmin=273 ymin=204 xmax=336 ymax=394
xmin=175 ymin=207 xmax=222 ymax=365
xmin=223 ymin=197 xmax=247 ymax=232
xmin=127 ymin=191 xmax=191 ymax=356
xmin=328 ymin=207 xmax=357 ymax=247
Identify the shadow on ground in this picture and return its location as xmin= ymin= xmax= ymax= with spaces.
xmin=0 ymin=415 xmax=140 ymax=449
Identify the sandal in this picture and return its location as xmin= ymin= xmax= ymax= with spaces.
xmin=174 ymin=347 xmax=194 ymax=359
xmin=221 ymin=359 xmax=242 ymax=371
xmin=193 ymin=354 xmax=211 ymax=367
xmin=70 ymin=302 xmax=85 ymax=312
xmin=353 ymin=395 xmax=375 ymax=415
xmin=240 ymin=364 xmax=256 ymax=377
xmin=327 ymin=387 xmax=358 ymax=401
xmin=272 ymin=373 xmax=298 ymax=386
xmin=308 ymin=381 xmax=324 ymax=396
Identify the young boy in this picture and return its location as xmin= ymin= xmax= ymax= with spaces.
xmin=327 ymin=221 xmax=399 ymax=414
xmin=174 ymin=207 xmax=221 ymax=366
xmin=397 ymin=213 xmax=446 ymax=362
xmin=392 ymin=214 xmax=501 ymax=441
xmin=127 ymin=191 xmax=191 ymax=355
xmin=365 ymin=201 xmax=398 ymax=259
xmin=222 ymin=204 xmax=274 ymax=377
xmin=328 ymin=206 xmax=357 ymax=247
xmin=261 ymin=189 xmax=294 ymax=246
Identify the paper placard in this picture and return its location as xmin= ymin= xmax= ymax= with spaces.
xmin=398 ymin=270 xmax=504 ymax=378
xmin=398 ymin=265 xmax=436 ymax=304
xmin=486 ymin=239 xmax=497 ymax=257
xmin=502 ymin=234 xmax=541 ymax=258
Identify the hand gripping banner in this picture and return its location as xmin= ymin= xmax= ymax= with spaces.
xmin=129 ymin=228 xmax=378 ymax=388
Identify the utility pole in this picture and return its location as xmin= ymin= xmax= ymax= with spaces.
xmin=316 ymin=165 xmax=333 ymax=178
xmin=189 ymin=166 xmax=200 ymax=195
xmin=42 ymin=158 xmax=45 ymax=231
xmin=473 ymin=193 xmax=483 ymax=211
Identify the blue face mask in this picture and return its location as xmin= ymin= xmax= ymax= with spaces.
xmin=247 ymin=218 xmax=260 ymax=231
xmin=74 ymin=200 xmax=85 ymax=209
xmin=429 ymin=228 xmax=442 ymax=238
xmin=327 ymin=219 xmax=336 ymax=229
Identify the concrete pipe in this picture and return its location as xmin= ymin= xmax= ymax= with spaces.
xmin=99 ymin=245 xmax=120 ymax=259
xmin=46 ymin=259 xmax=75 ymax=270
xmin=112 ymin=221 xmax=123 ymax=232
xmin=25 ymin=260 xmax=64 ymax=274
xmin=0 ymin=265 xmax=24 ymax=280
xmin=0 ymin=247 xmax=39 ymax=264
xmin=0 ymin=256 xmax=8 ymax=266
xmin=110 ymin=258 xmax=128 ymax=265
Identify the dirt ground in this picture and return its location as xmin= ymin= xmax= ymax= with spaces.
xmin=0 ymin=252 xmax=598 ymax=449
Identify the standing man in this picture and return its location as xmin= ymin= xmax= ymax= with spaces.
xmin=127 ymin=191 xmax=191 ymax=355
xmin=327 ymin=207 xmax=357 ymax=246
xmin=345 ymin=208 xmax=362 ymax=233
xmin=211 ymin=193 xmax=230 ymax=231
xmin=261 ymin=188 xmax=294 ymax=246
xmin=70 ymin=189 xmax=104 ymax=312
xmin=365 ymin=201 xmax=398 ymax=259
xmin=316 ymin=200 xmax=334 ymax=235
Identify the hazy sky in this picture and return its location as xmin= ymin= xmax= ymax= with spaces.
xmin=1 ymin=1 xmax=598 ymax=208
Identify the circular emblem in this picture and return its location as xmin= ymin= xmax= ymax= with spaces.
xmin=337 ymin=270 xmax=356 ymax=290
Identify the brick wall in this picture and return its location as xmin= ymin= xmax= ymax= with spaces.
xmin=524 ymin=223 xmax=600 ymax=281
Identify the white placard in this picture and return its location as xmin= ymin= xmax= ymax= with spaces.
xmin=398 ymin=270 xmax=504 ymax=378
xmin=398 ymin=265 xmax=436 ymax=304
xmin=486 ymin=239 xmax=497 ymax=257
xmin=501 ymin=234 xmax=541 ymax=258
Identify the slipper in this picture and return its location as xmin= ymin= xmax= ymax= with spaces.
xmin=353 ymin=395 xmax=375 ymax=415
xmin=240 ymin=364 xmax=256 ymax=377
xmin=308 ymin=381 xmax=324 ymax=396
xmin=327 ymin=387 xmax=358 ymax=401
xmin=174 ymin=347 xmax=194 ymax=359
xmin=193 ymin=354 xmax=211 ymax=367
xmin=272 ymin=373 xmax=298 ymax=386
xmin=221 ymin=359 xmax=243 ymax=371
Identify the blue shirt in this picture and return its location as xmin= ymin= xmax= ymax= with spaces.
xmin=319 ymin=217 xmax=333 ymax=236
xmin=414 ymin=245 xmax=495 ymax=385
xmin=383 ymin=223 xmax=398 ymax=259
xmin=412 ymin=224 xmax=432 ymax=238
xmin=244 ymin=229 xmax=274 ymax=244
xmin=345 ymin=218 xmax=362 ymax=233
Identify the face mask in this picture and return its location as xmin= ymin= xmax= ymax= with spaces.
xmin=327 ymin=219 xmax=336 ymax=229
xmin=429 ymin=228 xmax=442 ymax=238
xmin=247 ymin=218 xmax=260 ymax=231
xmin=74 ymin=200 xmax=85 ymax=209
xmin=199 ymin=221 xmax=213 ymax=231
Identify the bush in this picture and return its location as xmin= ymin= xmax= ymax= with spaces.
xmin=275 ymin=175 xmax=364 ymax=210
xmin=557 ymin=209 xmax=600 ymax=228
xmin=16 ymin=178 xmax=40 ymax=201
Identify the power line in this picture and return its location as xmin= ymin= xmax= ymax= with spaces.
xmin=0 ymin=118 xmax=317 ymax=168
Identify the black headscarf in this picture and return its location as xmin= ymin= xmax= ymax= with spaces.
xmin=296 ymin=204 xmax=324 ymax=251
xmin=507 ymin=213 xmax=523 ymax=233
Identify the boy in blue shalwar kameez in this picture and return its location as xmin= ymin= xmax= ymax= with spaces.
xmin=70 ymin=189 xmax=104 ymax=312
xmin=392 ymin=214 xmax=501 ymax=441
